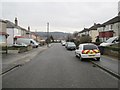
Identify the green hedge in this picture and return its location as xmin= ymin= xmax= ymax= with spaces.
xmin=105 ymin=46 xmax=120 ymax=52
xmin=102 ymin=44 xmax=120 ymax=52
xmin=7 ymin=46 xmax=29 ymax=53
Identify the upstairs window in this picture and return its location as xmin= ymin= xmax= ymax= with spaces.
xmin=110 ymin=24 xmax=113 ymax=30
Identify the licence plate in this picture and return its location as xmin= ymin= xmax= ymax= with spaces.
xmin=89 ymin=55 xmax=95 ymax=56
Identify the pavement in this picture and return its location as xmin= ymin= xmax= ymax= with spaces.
xmin=2 ymin=43 xmax=118 ymax=88
xmin=1 ymin=45 xmax=48 ymax=75
xmin=90 ymin=55 xmax=119 ymax=79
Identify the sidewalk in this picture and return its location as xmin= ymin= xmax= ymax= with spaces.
xmin=1 ymin=46 xmax=47 ymax=74
xmin=93 ymin=55 xmax=119 ymax=75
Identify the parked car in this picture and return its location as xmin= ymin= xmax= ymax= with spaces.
xmin=75 ymin=43 xmax=100 ymax=61
xmin=16 ymin=38 xmax=39 ymax=48
xmin=100 ymin=36 xmax=119 ymax=47
xmin=61 ymin=40 xmax=66 ymax=46
xmin=65 ymin=42 xmax=71 ymax=48
xmin=66 ymin=42 xmax=76 ymax=50
xmin=13 ymin=43 xmax=28 ymax=47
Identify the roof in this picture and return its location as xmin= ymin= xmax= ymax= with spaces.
xmin=6 ymin=20 xmax=20 ymax=29
xmin=5 ymin=20 xmax=27 ymax=31
xmin=79 ymin=28 xmax=89 ymax=33
xmin=118 ymin=12 xmax=120 ymax=16
xmin=0 ymin=19 xmax=7 ymax=23
xmin=89 ymin=23 xmax=101 ymax=30
xmin=20 ymin=27 xmax=28 ymax=32
xmin=102 ymin=15 xmax=120 ymax=26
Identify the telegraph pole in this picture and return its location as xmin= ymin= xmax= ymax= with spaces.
xmin=47 ymin=22 xmax=49 ymax=47
xmin=35 ymin=29 xmax=37 ymax=41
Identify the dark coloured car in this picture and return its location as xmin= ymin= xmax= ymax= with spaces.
xmin=66 ymin=42 xmax=76 ymax=50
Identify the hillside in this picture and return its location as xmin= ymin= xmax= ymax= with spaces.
xmin=35 ymin=32 xmax=70 ymax=40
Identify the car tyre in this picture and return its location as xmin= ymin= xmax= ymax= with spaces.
xmin=75 ymin=52 xmax=78 ymax=57
xmin=79 ymin=54 xmax=83 ymax=61
xmin=96 ymin=57 xmax=100 ymax=61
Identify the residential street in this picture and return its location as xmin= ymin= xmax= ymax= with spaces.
xmin=2 ymin=43 xmax=118 ymax=88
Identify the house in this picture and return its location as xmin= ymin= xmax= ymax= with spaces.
xmin=78 ymin=28 xmax=89 ymax=37
xmin=6 ymin=18 xmax=27 ymax=46
xmin=78 ymin=23 xmax=101 ymax=42
xmin=89 ymin=23 xmax=101 ymax=42
xmin=97 ymin=15 xmax=120 ymax=42
xmin=0 ymin=19 xmax=9 ymax=47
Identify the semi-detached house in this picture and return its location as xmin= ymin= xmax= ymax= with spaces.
xmin=6 ymin=18 xmax=28 ymax=46
xmin=0 ymin=19 xmax=9 ymax=47
xmin=78 ymin=23 xmax=101 ymax=42
xmin=97 ymin=15 xmax=120 ymax=42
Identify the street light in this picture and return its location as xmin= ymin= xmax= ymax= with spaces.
xmin=47 ymin=22 xmax=49 ymax=47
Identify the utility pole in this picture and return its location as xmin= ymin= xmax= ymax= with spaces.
xmin=47 ymin=22 xmax=49 ymax=47
xmin=35 ymin=29 xmax=37 ymax=41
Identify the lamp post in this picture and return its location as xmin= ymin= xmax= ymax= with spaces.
xmin=47 ymin=22 xmax=49 ymax=47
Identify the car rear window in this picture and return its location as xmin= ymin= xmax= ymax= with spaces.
xmin=83 ymin=45 xmax=97 ymax=50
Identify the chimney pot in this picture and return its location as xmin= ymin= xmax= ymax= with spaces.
xmin=28 ymin=26 xmax=30 ymax=32
xmin=15 ymin=17 xmax=18 ymax=26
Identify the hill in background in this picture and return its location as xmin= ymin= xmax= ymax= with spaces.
xmin=35 ymin=32 xmax=70 ymax=40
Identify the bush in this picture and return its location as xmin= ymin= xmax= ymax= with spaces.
xmin=79 ymin=35 xmax=92 ymax=43
xmin=105 ymin=45 xmax=120 ymax=52
xmin=74 ymin=35 xmax=92 ymax=47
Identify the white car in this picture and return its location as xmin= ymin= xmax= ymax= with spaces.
xmin=100 ymin=36 xmax=119 ymax=47
xmin=13 ymin=43 xmax=28 ymax=47
xmin=75 ymin=43 xmax=101 ymax=61
xmin=61 ymin=40 xmax=66 ymax=46
xmin=16 ymin=38 xmax=39 ymax=48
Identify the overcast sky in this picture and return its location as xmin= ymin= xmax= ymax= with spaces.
xmin=1 ymin=0 xmax=119 ymax=33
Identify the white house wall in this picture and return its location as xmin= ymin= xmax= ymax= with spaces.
xmin=89 ymin=30 xmax=99 ymax=42
xmin=113 ymin=23 xmax=119 ymax=36
xmin=14 ymin=28 xmax=21 ymax=37
xmin=7 ymin=28 xmax=14 ymax=46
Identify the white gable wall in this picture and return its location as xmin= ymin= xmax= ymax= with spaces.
xmin=7 ymin=28 xmax=14 ymax=46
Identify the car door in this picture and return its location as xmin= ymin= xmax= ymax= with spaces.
xmin=76 ymin=45 xmax=82 ymax=55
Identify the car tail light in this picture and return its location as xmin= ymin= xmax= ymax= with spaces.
xmin=93 ymin=49 xmax=100 ymax=53
xmin=82 ymin=50 xmax=85 ymax=54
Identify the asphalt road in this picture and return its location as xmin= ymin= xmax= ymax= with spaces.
xmin=2 ymin=43 xmax=118 ymax=88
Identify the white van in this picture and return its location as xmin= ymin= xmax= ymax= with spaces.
xmin=16 ymin=38 xmax=39 ymax=48
xmin=100 ymin=36 xmax=119 ymax=47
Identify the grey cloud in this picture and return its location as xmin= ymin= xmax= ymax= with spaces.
xmin=2 ymin=2 xmax=118 ymax=33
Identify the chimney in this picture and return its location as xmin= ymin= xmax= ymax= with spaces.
xmin=28 ymin=26 xmax=30 ymax=32
xmin=15 ymin=17 xmax=18 ymax=26
xmin=94 ymin=23 xmax=97 ymax=26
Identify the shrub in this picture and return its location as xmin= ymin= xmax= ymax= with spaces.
xmin=74 ymin=35 xmax=92 ymax=47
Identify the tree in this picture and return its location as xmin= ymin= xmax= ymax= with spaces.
xmin=50 ymin=35 xmax=54 ymax=42
xmin=79 ymin=35 xmax=92 ymax=43
xmin=73 ymin=31 xmax=78 ymax=38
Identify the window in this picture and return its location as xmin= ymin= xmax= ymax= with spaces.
xmin=83 ymin=45 xmax=97 ymax=50
xmin=110 ymin=24 xmax=113 ymax=30
xmin=0 ymin=35 xmax=6 ymax=42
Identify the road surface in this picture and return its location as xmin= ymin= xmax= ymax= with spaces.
xmin=2 ymin=43 xmax=118 ymax=88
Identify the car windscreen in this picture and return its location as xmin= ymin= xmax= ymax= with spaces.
xmin=68 ymin=43 xmax=75 ymax=46
xmin=106 ymin=37 xmax=118 ymax=43
xmin=83 ymin=45 xmax=98 ymax=50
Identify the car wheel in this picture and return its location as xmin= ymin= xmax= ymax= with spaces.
xmin=75 ymin=52 xmax=78 ymax=57
xmin=79 ymin=54 xmax=83 ymax=61
xmin=96 ymin=57 xmax=100 ymax=61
